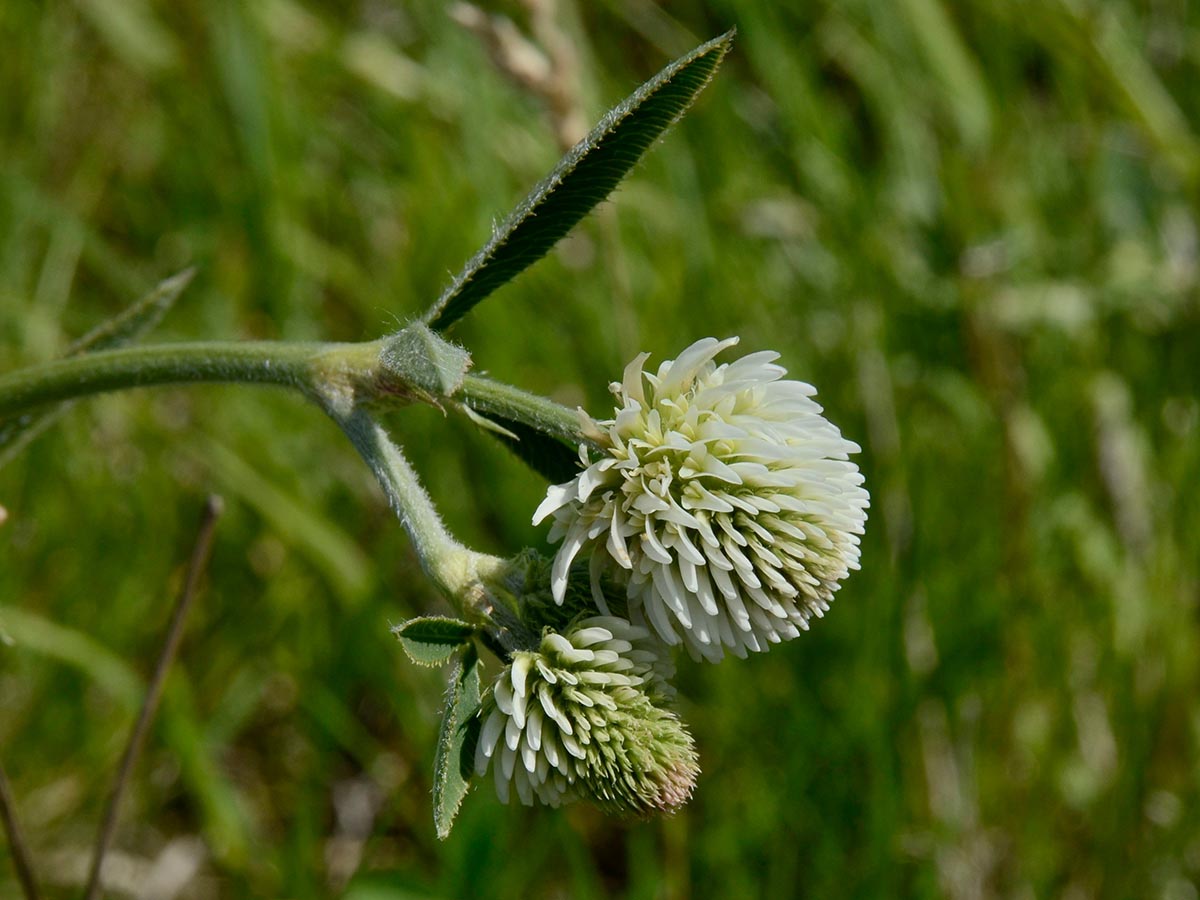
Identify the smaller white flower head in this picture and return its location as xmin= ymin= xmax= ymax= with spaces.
xmin=534 ymin=337 xmax=869 ymax=662
xmin=474 ymin=616 xmax=695 ymax=813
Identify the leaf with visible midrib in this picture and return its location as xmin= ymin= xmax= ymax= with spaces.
xmin=433 ymin=644 xmax=482 ymax=840
xmin=424 ymin=30 xmax=735 ymax=332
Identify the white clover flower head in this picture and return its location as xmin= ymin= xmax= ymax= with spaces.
xmin=474 ymin=616 xmax=696 ymax=814
xmin=534 ymin=337 xmax=869 ymax=662
xmin=508 ymin=551 xmax=677 ymax=701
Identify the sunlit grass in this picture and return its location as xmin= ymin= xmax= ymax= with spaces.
xmin=2 ymin=1 xmax=1199 ymax=897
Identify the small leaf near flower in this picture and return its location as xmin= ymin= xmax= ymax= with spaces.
xmin=393 ymin=616 xmax=476 ymax=667
xmin=433 ymin=643 xmax=482 ymax=840
xmin=471 ymin=412 xmax=581 ymax=484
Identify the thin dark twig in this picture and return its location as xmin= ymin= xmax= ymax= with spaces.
xmin=0 ymin=757 xmax=41 ymax=900
xmin=82 ymin=495 xmax=224 ymax=900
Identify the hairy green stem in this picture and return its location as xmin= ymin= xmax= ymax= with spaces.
xmin=0 ymin=341 xmax=588 ymax=455
xmin=0 ymin=340 xmax=384 ymax=420
xmin=458 ymin=374 xmax=590 ymax=445
xmin=333 ymin=407 xmax=507 ymax=619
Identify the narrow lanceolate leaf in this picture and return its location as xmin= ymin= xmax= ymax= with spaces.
xmin=433 ymin=643 xmax=482 ymax=840
xmin=66 ymin=268 xmax=196 ymax=354
xmin=0 ymin=268 xmax=195 ymax=469
xmin=423 ymin=30 xmax=735 ymax=332
xmin=393 ymin=616 xmax=476 ymax=667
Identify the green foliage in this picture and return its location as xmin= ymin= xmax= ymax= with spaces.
xmin=66 ymin=268 xmax=194 ymax=354
xmin=432 ymin=644 xmax=482 ymax=840
xmin=393 ymin=616 xmax=476 ymax=667
xmin=423 ymin=30 xmax=734 ymax=332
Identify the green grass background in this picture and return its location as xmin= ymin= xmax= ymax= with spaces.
xmin=3 ymin=0 xmax=1200 ymax=897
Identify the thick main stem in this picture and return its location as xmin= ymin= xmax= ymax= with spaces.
xmin=0 ymin=340 xmax=382 ymax=419
xmin=0 ymin=334 xmax=573 ymax=628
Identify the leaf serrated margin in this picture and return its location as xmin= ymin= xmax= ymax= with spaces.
xmin=433 ymin=643 xmax=482 ymax=840
xmin=393 ymin=616 xmax=476 ymax=667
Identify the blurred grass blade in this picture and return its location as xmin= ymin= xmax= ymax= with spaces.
xmin=77 ymin=0 xmax=181 ymax=74
xmin=0 ymin=606 xmax=143 ymax=708
xmin=159 ymin=679 xmax=254 ymax=866
xmin=0 ymin=268 xmax=195 ymax=469
xmin=424 ymin=29 xmax=735 ymax=332
xmin=197 ymin=437 xmax=374 ymax=606
xmin=433 ymin=643 xmax=481 ymax=840
xmin=896 ymin=0 xmax=991 ymax=147
xmin=1084 ymin=3 xmax=1200 ymax=184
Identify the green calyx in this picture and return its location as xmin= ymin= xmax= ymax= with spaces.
xmin=497 ymin=549 xmax=630 ymax=636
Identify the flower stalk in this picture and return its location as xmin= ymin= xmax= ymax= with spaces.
xmin=332 ymin=407 xmax=508 ymax=622
xmin=458 ymin=374 xmax=592 ymax=447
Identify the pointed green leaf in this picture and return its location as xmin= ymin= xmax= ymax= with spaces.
xmin=67 ymin=267 xmax=196 ymax=354
xmin=424 ymin=30 xmax=735 ymax=332
xmin=0 ymin=268 xmax=195 ymax=469
xmin=393 ymin=616 xmax=476 ymax=667
xmin=458 ymin=403 xmax=519 ymax=440
xmin=433 ymin=643 xmax=482 ymax=840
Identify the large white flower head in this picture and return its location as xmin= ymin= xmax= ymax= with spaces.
xmin=534 ymin=337 xmax=869 ymax=662
xmin=474 ymin=616 xmax=697 ymax=814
